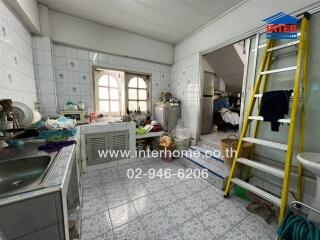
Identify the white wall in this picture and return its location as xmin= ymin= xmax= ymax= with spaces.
xmin=32 ymin=36 xmax=58 ymax=118
xmin=49 ymin=11 xmax=174 ymax=65
xmin=172 ymin=0 xmax=320 ymax=140
xmin=0 ymin=0 xmax=37 ymax=109
xmin=52 ymin=44 xmax=171 ymax=114
xmin=171 ymin=54 xmax=200 ymax=138
xmin=4 ymin=0 xmax=40 ymax=33
xmin=170 ymin=0 xmax=320 ymax=203
xmin=174 ymin=0 xmax=320 ymax=61
xmin=203 ymin=58 xmax=215 ymax=73
xmin=204 ymin=46 xmax=244 ymax=92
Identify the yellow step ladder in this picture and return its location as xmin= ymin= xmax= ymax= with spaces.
xmin=223 ymin=13 xmax=310 ymax=224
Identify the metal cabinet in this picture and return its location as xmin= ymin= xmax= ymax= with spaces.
xmin=15 ymin=224 xmax=61 ymax=240
xmin=85 ymin=131 xmax=129 ymax=166
xmin=154 ymin=104 xmax=181 ymax=132
xmin=0 ymin=193 xmax=63 ymax=240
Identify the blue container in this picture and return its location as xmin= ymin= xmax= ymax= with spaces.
xmin=38 ymin=128 xmax=76 ymax=139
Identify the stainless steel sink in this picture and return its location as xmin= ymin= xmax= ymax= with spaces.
xmin=0 ymin=156 xmax=51 ymax=196
xmin=0 ymin=140 xmax=59 ymax=198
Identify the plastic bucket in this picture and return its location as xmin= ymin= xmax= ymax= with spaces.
xmin=174 ymin=138 xmax=190 ymax=151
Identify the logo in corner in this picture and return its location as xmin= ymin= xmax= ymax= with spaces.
xmin=263 ymin=12 xmax=298 ymax=39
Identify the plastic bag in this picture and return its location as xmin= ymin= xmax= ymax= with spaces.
xmin=44 ymin=117 xmax=76 ymax=130
xmin=173 ymin=119 xmax=190 ymax=140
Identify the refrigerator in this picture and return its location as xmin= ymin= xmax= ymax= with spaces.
xmin=201 ymin=72 xmax=215 ymax=134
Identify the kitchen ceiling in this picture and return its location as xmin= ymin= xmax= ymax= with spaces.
xmin=38 ymin=0 xmax=244 ymax=44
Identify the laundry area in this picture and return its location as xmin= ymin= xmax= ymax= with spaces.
xmin=200 ymin=41 xmax=245 ymax=147
xmin=0 ymin=1 xmax=320 ymax=240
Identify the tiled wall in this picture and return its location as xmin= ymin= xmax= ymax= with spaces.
xmin=0 ymin=0 xmax=37 ymax=109
xmin=32 ymin=36 xmax=58 ymax=117
xmin=52 ymin=44 xmax=171 ymax=114
xmin=171 ymin=54 xmax=200 ymax=138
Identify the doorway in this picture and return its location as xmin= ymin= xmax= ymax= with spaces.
xmin=199 ymin=39 xmax=249 ymax=146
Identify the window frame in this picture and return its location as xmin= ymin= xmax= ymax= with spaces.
xmin=94 ymin=70 xmax=122 ymax=116
xmin=125 ymin=72 xmax=151 ymax=115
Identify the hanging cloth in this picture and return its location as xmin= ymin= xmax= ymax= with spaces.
xmin=260 ymin=89 xmax=293 ymax=132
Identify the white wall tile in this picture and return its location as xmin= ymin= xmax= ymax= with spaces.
xmin=53 ymin=45 xmax=66 ymax=56
xmin=38 ymin=65 xmax=54 ymax=80
xmin=34 ymin=37 xmax=51 ymax=51
xmin=56 ymin=82 xmax=69 ymax=96
xmin=77 ymin=49 xmax=89 ymax=59
xmin=36 ymin=50 xmax=52 ymax=66
xmin=54 ymin=70 xmax=66 ymax=83
xmin=69 ymin=83 xmax=80 ymax=96
xmin=39 ymin=80 xmax=55 ymax=95
xmin=0 ymin=2 xmax=37 ymax=109
xmin=78 ymin=60 xmax=89 ymax=72
xmin=170 ymin=54 xmax=200 ymax=138
xmin=80 ymin=84 xmax=92 ymax=96
xmin=33 ymin=36 xmax=58 ymax=117
xmin=52 ymin=44 xmax=172 ymax=112
xmin=54 ymin=56 xmax=68 ymax=70
xmin=67 ymin=71 xmax=79 ymax=83
xmin=67 ymin=58 xmax=78 ymax=71
xmin=65 ymin=47 xmax=78 ymax=58
xmin=79 ymin=72 xmax=90 ymax=84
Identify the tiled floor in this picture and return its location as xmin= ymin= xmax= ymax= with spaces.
xmin=200 ymin=131 xmax=239 ymax=146
xmin=81 ymin=158 xmax=277 ymax=240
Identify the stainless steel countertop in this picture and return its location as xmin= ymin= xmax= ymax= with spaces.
xmin=0 ymin=128 xmax=80 ymax=206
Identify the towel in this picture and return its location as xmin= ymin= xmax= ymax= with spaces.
xmin=38 ymin=140 xmax=77 ymax=153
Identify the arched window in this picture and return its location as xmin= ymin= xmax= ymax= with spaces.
xmin=96 ymin=74 xmax=120 ymax=114
xmin=127 ymin=76 xmax=148 ymax=113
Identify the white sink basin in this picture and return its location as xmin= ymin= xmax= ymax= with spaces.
xmin=297 ymin=152 xmax=320 ymax=224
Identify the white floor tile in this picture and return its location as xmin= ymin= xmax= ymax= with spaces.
xmin=109 ymin=202 xmax=139 ymax=229
xmin=177 ymin=218 xmax=215 ymax=240
xmin=141 ymin=209 xmax=172 ymax=240
xmin=132 ymin=195 xmax=160 ymax=216
xmin=182 ymin=193 xmax=210 ymax=215
xmin=197 ymin=208 xmax=234 ymax=239
xmin=113 ymin=219 xmax=148 ymax=240
xmin=163 ymin=201 xmax=193 ymax=227
xmin=81 ymin=211 xmax=112 ymax=240
xmin=80 ymin=158 xmax=276 ymax=240
xmin=82 ymin=197 xmax=108 ymax=219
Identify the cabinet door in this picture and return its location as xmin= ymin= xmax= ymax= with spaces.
xmin=86 ymin=133 xmax=108 ymax=166
xmin=15 ymin=224 xmax=62 ymax=240
xmin=107 ymin=131 xmax=129 ymax=162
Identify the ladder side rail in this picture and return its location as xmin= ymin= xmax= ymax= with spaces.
xmin=224 ymin=40 xmax=273 ymax=197
xmin=297 ymin=17 xmax=310 ymax=202
xmin=246 ymin=51 xmax=273 ymax=180
xmin=279 ymin=17 xmax=308 ymax=223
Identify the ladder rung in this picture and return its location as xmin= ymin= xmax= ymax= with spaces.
xmin=260 ymin=66 xmax=297 ymax=75
xmin=243 ymin=137 xmax=288 ymax=151
xmin=248 ymin=116 xmax=291 ymax=123
xmin=237 ymin=158 xmax=284 ymax=178
xmin=231 ymin=178 xmax=281 ymax=206
xmin=254 ymin=94 xmax=301 ymax=101
xmin=267 ymin=40 xmax=300 ymax=52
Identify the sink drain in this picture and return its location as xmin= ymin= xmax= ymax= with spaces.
xmin=10 ymin=180 xmax=24 ymax=187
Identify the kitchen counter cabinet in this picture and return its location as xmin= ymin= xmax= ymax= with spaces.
xmin=80 ymin=122 xmax=136 ymax=172
xmin=0 ymin=128 xmax=82 ymax=240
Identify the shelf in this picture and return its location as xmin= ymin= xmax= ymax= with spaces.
xmin=136 ymin=131 xmax=164 ymax=139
